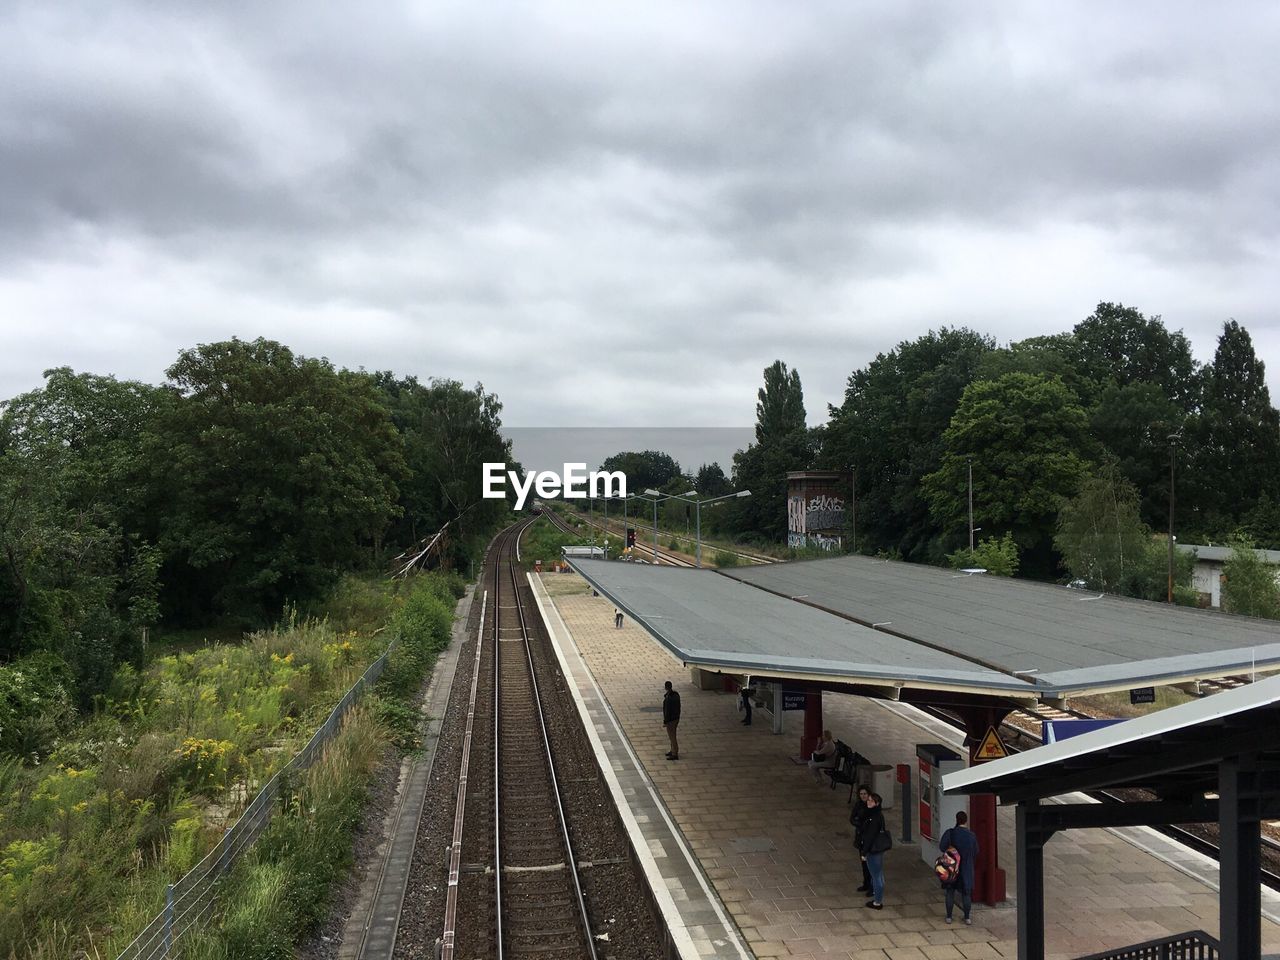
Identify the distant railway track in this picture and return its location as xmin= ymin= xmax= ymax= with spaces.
xmin=545 ymin=506 xmax=774 ymax=568
xmin=441 ymin=515 xmax=596 ymax=959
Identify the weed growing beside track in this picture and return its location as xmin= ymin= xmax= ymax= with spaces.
xmin=0 ymin=572 xmax=461 ymax=960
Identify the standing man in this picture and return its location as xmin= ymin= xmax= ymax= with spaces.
xmin=614 ymin=608 xmax=624 ymax=629
xmin=739 ymin=680 xmax=754 ymax=725
xmin=662 ymin=680 xmax=681 ymax=760
xmin=940 ymin=810 xmax=979 ymax=925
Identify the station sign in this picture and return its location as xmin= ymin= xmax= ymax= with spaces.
xmin=1129 ymin=687 xmax=1156 ymax=705
xmin=782 ymin=692 xmax=808 ymax=711
xmin=972 ymin=726 xmax=1009 ymax=762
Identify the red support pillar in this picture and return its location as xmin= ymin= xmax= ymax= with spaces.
xmin=955 ymin=705 xmax=1010 ymax=905
xmin=801 ymin=690 xmax=823 ymax=759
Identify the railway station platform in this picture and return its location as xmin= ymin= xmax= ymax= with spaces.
xmin=531 ymin=571 xmax=1280 ymax=960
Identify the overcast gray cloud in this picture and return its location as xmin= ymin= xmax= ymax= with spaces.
xmin=2 ymin=1 xmax=1278 ymax=430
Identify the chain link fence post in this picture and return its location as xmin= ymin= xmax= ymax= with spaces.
xmin=163 ymin=883 xmax=174 ymax=956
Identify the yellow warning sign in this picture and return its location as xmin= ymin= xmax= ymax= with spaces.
xmin=973 ymin=726 xmax=1009 ymax=762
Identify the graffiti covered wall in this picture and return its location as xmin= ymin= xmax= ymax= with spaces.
xmin=786 ymin=472 xmax=848 ymax=551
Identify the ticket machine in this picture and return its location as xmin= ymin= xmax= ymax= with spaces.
xmin=916 ymin=743 xmax=966 ymax=866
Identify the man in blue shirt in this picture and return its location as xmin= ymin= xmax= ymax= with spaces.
xmin=940 ymin=811 xmax=979 ymax=925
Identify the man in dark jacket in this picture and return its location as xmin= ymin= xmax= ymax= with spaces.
xmin=662 ymin=680 xmax=681 ymax=760
xmin=940 ymin=810 xmax=979 ymax=924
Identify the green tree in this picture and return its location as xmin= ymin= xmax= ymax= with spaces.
xmin=947 ymin=532 xmax=1020 ymax=577
xmin=1221 ymin=534 xmax=1280 ymax=619
xmin=1054 ymin=464 xmax=1154 ymax=594
xmin=755 ymin=360 xmax=806 ymax=443
xmin=155 ymin=339 xmax=405 ymax=622
xmin=1072 ymin=302 xmax=1199 ymax=412
xmin=694 ymin=463 xmax=732 ymax=497
xmin=922 ymin=373 xmax=1092 ymax=576
xmin=1088 ymin=383 xmax=1182 ymax=530
xmin=598 ymin=450 xmax=682 ymax=493
xmin=823 ymin=329 xmax=993 ymax=561
xmin=377 ymin=375 xmax=512 ymax=564
xmin=0 ymin=369 xmax=163 ymax=703
xmin=1191 ymin=321 xmax=1280 ymax=532
xmin=730 ymin=361 xmax=814 ymax=542
xmin=1241 ymin=494 xmax=1280 ymax=550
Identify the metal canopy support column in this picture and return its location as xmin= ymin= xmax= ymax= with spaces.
xmin=1218 ymin=755 xmax=1262 ymax=960
xmin=1016 ymin=800 xmax=1048 ymax=960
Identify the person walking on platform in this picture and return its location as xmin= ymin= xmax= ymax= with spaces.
xmin=739 ymin=681 xmax=754 ymax=725
xmin=857 ymin=792 xmax=889 ymax=910
xmin=940 ymin=810 xmax=978 ymax=925
xmin=662 ymin=680 xmax=681 ymax=760
xmin=850 ymin=785 xmax=873 ymax=893
xmin=614 ymin=608 xmax=624 ymax=629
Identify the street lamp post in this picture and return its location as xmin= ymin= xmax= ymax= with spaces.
xmin=967 ymin=457 xmax=975 ymax=553
xmin=1168 ymin=433 xmax=1179 ymax=603
xmin=642 ymin=488 xmax=695 ymax=564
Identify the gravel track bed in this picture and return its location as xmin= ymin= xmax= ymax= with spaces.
xmin=396 ymin=526 xmax=664 ymax=959
xmin=394 ymin=580 xmax=487 ymax=960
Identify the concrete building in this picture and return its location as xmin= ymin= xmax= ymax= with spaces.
xmin=785 ymin=471 xmax=849 ymax=551
xmin=1177 ymin=542 xmax=1280 ymax=608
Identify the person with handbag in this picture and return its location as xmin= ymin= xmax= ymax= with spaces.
xmin=849 ymin=785 xmax=874 ymax=893
xmin=857 ymin=792 xmax=890 ymax=909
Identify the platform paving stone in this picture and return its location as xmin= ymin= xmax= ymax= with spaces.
xmin=538 ymin=570 xmax=1280 ymax=959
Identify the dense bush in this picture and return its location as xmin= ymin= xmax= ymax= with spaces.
xmin=0 ymin=574 xmax=405 ymax=959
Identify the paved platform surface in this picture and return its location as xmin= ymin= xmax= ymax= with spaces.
xmin=538 ymin=571 xmax=1280 ymax=960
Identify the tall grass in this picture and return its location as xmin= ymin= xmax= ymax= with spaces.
xmin=0 ymin=573 xmax=428 ymax=960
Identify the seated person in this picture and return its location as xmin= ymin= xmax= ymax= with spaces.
xmin=808 ymin=729 xmax=838 ymax=781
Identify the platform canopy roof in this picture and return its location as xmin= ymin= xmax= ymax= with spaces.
xmin=567 ymin=559 xmax=1038 ymax=697
xmin=567 ymin=554 xmax=1280 ymax=703
xmin=720 ymin=554 xmax=1280 ymax=697
xmin=944 ymin=673 xmax=1280 ymax=802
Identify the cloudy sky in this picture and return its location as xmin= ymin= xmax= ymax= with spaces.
xmin=2 ymin=2 xmax=1278 ymax=427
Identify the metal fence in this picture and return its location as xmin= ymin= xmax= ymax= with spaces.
xmin=115 ymin=642 xmax=398 ymax=960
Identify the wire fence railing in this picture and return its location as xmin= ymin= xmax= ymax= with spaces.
xmin=114 ymin=640 xmax=399 ymax=960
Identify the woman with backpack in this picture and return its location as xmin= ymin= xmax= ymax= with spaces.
xmin=856 ymin=792 xmax=890 ymax=909
xmin=938 ymin=810 xmax=979 ymax=925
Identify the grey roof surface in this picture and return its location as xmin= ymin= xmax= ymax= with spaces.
xmin=944 ymin=673 xmax=1280 ymax=798
xmin=1177 ymin=543 xmax=1280 ymax=564
xmin=721 ymin=555 xmax=1280 ymax=692
xmin=567 ymin=559 xmax=1036 ymax=695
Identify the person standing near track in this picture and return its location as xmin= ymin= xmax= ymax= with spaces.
xmin=614 ymin=608 xmax=624 ymax=629
xmin=662 ymin=680 xmax=681 ymax=760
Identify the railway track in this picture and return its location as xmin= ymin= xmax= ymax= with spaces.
xmin=561 ymin=506 xmax=775 ymax=567
xmin=542 ymin=507 xmax=696 ymax=567
xmin=442 ymin=515 xmax=596 ymax=959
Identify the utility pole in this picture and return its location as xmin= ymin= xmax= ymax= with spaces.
xmin=967 ymin=457 xmax=975 ymax=553
xmin=849 ymin=467 xmax=857 ymax=553
xmin=1168 ymin=434 xmax=1177 ymax=603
